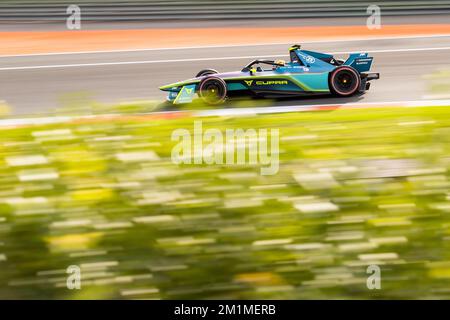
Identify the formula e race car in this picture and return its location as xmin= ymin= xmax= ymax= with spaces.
xmin=159 ymin=44 xmax=379 ymax=105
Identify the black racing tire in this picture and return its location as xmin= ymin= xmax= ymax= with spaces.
xmin=198 ymin=76 xmax=227 ymax=105
xmin=196 ymin=69 xmax=219 ymax=77
xmin=329 ymin=66 xmax=361 ymax=96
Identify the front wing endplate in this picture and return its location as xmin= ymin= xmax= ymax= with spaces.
xmin=173 ymin=84 xmax=196 ymax=104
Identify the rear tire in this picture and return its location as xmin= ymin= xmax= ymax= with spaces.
xmin=196 ymin=69 xmax=218 ymax=77
xmin=198 ymin=76 xmax=227 ymax=105
xmin=329 ymin=66 xmax=360 ymax=96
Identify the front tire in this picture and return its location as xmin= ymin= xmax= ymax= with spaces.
xmin=329 ymin=66 xmax=360 ymax=96
xmin=196 ymin=69 xmax=218 ymax=77
xmin=198 ymin=76 xmax=227 ymax=105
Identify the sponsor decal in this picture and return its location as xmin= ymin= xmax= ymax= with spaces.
xmin=297 ymin=52 xmax=316 ymax=64
xmin=174 ymin=84 xmax=196 ymax=104
xmin=244 ymin=80 xmax=288 ymax=86
xmin=305 ymin=55 xmax=316 ymax=64
xmin=355 ymin=58 xmax=372 ymax=65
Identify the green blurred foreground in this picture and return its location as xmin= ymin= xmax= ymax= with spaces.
xmin=0 ymin=106 xmax=450 ymax=299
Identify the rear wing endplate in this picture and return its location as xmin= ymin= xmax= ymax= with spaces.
xmin=344 ymin=53 xmax=374 ymax=73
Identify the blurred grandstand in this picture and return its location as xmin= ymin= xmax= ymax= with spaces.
xmin=1 ymin=0 xmax=450 ymax=22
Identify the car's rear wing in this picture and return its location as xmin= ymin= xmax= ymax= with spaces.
xmin=344 ymin=53 xmax=373 ymax=73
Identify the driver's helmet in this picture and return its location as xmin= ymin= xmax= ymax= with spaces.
xmin=275 ymin=59 xmax=286 ymax=66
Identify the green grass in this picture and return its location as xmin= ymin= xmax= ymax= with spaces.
xmin=0 ymin=105 xmax=450 ymax=299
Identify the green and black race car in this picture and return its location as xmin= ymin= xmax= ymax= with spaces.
xmin=160 ymin=44 xmax=379 ymax=105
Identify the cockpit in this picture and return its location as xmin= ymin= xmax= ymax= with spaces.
xmin=241 ymin=59 xmax=285 ymax=73
xmin=240 ymin=45 xmax=309 ymax=74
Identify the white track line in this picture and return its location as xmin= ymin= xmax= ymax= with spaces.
xmin=1 ymin=99 xmax=449 ymax=127
xmin=2 ymin=46 xmax=450 ymax=71
xmin=1 ymin=34 xmax=450 ymax=58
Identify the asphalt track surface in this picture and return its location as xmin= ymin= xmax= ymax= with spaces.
xmin=1 ymin=35 xmax=450 ymax=115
